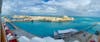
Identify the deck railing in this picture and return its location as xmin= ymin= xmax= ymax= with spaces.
xmin=0 ymin=0 xmax=7 ymax=42
xmin=1 ymin=24 xmax=8 ymax=42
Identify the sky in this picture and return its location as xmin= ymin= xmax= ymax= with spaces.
xmin=1 ymin=0 xmax=100 ymax=17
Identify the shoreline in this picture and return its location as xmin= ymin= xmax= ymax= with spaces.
xmin=12 ymin=15 xmax=74 ymax=22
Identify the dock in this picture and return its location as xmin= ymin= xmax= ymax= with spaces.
xmin=8 ymin=22 xmax=35 ymax=39
xmin=3 ymin=17 xmax=35 ymax=38
xmin=13 ymin=29 xmax=35 ymax=39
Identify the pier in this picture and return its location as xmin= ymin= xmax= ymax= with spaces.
xmin=8 ymin=22 xmax=35 ymax=39
xmin=3 ymin=17 xmax=35 ymax=38
xmin=12 ymin=29 xmax=35 ymax=39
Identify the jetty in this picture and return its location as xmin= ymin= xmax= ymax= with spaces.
xmin=7 ymin=22 xmax=35 ymax=39
xmin=3 ymin=16 xmax=35 ymax=38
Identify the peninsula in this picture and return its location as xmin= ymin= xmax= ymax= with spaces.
xmin=7 ymin=15 xmax=74 ymax=22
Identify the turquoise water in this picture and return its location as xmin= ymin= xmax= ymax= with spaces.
xmin=7 ymin=16 xmax=100 ymax=37
xmin=6 ymin=22 xmax=15 ymax=30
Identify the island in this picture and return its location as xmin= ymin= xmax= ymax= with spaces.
xmin=4 ymin=15 xmax=74 ymax=22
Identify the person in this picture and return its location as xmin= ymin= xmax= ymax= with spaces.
xmin=14 ymin=34 xmax=17 ymax=37
xmin=83 ymin=32 xmax=86 ymax=37
xmin=95 ymin=31 xmax=99 ymax=36
xmin=90 ymin=39 xmax=95 ymax=42
xmin=31 ymin=20 xmax=33 ymax=22
xmin=9 ymin=38 xmax=18 ymax=42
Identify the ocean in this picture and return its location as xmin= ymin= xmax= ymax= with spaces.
xmin=6 ymin=16 xmax=100 ymax=37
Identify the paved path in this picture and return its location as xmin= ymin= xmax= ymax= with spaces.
xmin=13 ymin=29 xmax=35 ymax=39
xmin=9 ymin=22 xmax=35 ymax=39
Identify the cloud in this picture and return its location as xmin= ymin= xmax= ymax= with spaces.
xmin=44 ymin=0 xmax=92 ymax=12
xmin=1 ymin=0 xmax=100 ymax=17
xmin=2 ymin=0 xmax=12 ymax=15
xmin=20 ymin=6 xmax=57 ymax=13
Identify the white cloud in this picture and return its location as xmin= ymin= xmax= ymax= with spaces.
xmin=20 ymin=6 xmax=57 ymax=13
xmin=2 ymin=0 xmax=100 ymax=17
xmin=60 ymin=1 xmax=78 ymax=9
xmin=2 ymin=1 xmax=12 ymax=15
xmin=73 ymin=0 xmax=91 ymax=6
xmin=44 ymin=0 xmax=91 ymax=9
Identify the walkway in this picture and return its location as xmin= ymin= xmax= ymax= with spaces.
xmin=13 ymin=29 xmax=35 ymax=39
xmin=8 ymin=22 xmax=35 ymax=39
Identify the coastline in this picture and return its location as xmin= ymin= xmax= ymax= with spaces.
xmin=12 ymin=15 xmax=74 ymax=22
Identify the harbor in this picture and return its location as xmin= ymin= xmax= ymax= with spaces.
xmin=2 ymin=15 xmax=100 ymax=42
xmin=1 ymin=0 xmax=100 ymax=42
xmin=3 ymin=21 xmax=100 ymax=42
xmin=8 ymin=22 xmax=35 ymax=38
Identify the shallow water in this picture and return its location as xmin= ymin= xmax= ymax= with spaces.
xmin=6 ymin=16 xmax=100 ymax=37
